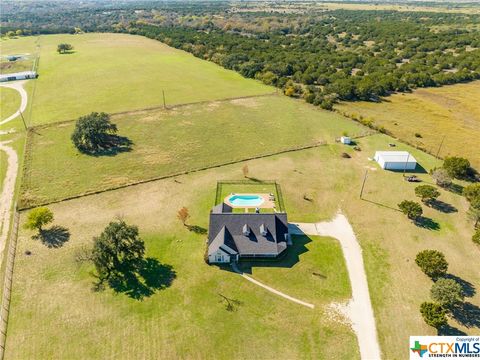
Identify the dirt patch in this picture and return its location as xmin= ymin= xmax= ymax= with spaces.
xmin=230 ymin=97 xmax=259 ymax=108
xmin=206 ymin=101 xmax=221 ymax=111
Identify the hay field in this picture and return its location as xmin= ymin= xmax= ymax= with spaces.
xmin=336 ymin=81 xmax=480 ymax=169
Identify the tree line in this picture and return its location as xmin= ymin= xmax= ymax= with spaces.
xmin=126 ymin=10 xmax=480 ymax=108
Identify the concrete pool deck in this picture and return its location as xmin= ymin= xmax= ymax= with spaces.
xmin=224 ymin=193 xmax=276 ymax=209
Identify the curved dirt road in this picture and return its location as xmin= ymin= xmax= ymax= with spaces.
xmin=0 ymin=80 xmax=26 ymax=266
xmin=0 ymin=80 xmax=28 ymax=125
xmin=289 ymin=213 xmax=382 ymax=360
xmin=0 ymin=142 xmax=18 ymax=261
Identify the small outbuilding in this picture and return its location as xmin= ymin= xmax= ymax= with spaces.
xmin=340 ymin=136 xmax=352 ymax=144
xmin=374 ymin=151 xmax=417 ymax=170
xmin=0 ymin=71 xmax=37 ymax=83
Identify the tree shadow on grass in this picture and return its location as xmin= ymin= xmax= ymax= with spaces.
xmin=108 ymin=258 xmax=176 ymax=300
xmin=186 ymin=224 xmax=207 ymax=235
xmin=451 ymin=302 xmax=480 ymax=329
xmin=414 ymin=216 xmax=440 ymax=231
xmin=35 ymin=226 xmax=70 ymax=248
xmin=245 ymin=177 xmax=264 ymax=183
xmin=438 ymin=325 xmax=466 ymax=336
xmin=429 ymin=200 xmax=457 ymax=214
xmin=447 ymin=183 xmax=464 ymax=195
xmin=445 ymin=274 xmax=476 ymax=298
xmin=82 ymin=135 xmax=133 ymax=157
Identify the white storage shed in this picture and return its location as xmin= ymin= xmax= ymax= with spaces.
xmin=374 ymin=151 xmax=417 ymax=170
xmin=0 ymin=71 xmax=37 ymax=83
xmin=340 ymin=136 xmax=352 ymax=144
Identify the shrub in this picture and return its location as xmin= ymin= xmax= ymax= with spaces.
xmin=463 ymin=183 xmax=480 ymax=203
xmin=431 ymin=168 xmax=452 ymax=188
xmin=443 ymin=156 xmax=471 ymax=179
xmin=24 ymin=207 xmax=54 ymax=232
xmin=398 ymin=200 xmax=423 ymax=220
xmin=430 ymin=278 xmax=464 ymax=308
xmin=415 ymin=250 xmax=448 ymax=279
xmin=415 ymin=185 xmax=440 ymax=205
xmin=473 ymin=229 xmax=480 ymax=245
xmin=420 ymin=302 xmax=448 ymax=328
xmin=177 ymin=207 xmax=190 ymax=225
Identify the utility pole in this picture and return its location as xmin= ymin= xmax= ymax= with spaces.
xmin=19 ymin=111 xmax=28 ymax=131
xmin=162 ymin=90 xmax=166 ymax=109
xmin=436 ymin=135 xmax=446 ymax=159
xmin=359 ymin=170 xmax=368 ymax=199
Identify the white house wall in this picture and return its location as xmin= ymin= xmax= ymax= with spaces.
xmin=208 ymin=249 xmax=230 ymax=263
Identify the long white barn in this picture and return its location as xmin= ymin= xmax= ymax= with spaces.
xmin=0 ymin=71 xmax=37 ymax=82
xmin=374 ymin=151 xmax=417 ymax=170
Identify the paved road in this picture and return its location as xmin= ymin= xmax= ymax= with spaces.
xmin=289 ymin=213 xmax=382 ymax=360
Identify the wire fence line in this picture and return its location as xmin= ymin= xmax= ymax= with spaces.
xmin=0 ymin=207 xmax=20 ymax=360
xmin=19 ymin=128 xmax=376 ymax=210
xmin=19 ymin=139 xmax=336 ymax=211
xmin=28 ymin=92 xmax=278 ymax=131
xmin=214 ymin=180 xmax=285 ymax=212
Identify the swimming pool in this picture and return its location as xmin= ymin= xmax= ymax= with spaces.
xmin=228 ymin=194 xmax=265 ymax=207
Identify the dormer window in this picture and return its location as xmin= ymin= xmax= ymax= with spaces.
xmin=242 ymin=224 xmax=250 ymax=236
xmin=260 ymin=224 xmax=267 ymax=236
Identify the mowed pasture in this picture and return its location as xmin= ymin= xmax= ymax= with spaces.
xmin=21 ymin=95 xmax=366 ymax=207
xmin=8 ymin=134 xmax=480 ymax=359
xmin=336 ymin=81 xmax=480 ymax=169
xmin=8 ymin=169 xmax=359 ymax=359
xmin=1 ymin=33 xmax=272 ymax=125
xmin=0 ymin=86 xmax=21 ymax=121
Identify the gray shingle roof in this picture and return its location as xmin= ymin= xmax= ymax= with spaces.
xmin=208 ymin=209 xmax=288 ymax=257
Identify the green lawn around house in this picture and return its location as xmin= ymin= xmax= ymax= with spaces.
xmin=8 ymin=181 xmax=358 ymax=359
xmin=1 ymin=33 xmax=273 ymax=125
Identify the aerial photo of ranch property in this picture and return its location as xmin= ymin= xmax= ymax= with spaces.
xmin=0 ymin=1 xmax=479 ymax=359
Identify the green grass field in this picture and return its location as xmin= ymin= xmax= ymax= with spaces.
xmin=20 ymin=95 xmax=366 ymax=207
xmin=336 ymin=81 xmax=480 ymax=169
xmin=5 ymin=31 xmax=480 ymax=359
xmin=8 ymin=190 xmax=358 ymax=359
xmin=8 ymin=133 xmax=480 ymax=359
xmin=0 ymin=57 xmax=35 ymax=74
xmin=0 ymin=86 xmax=21 ymax=121
xmin=1 ymin=33 xmax=273 ymax=125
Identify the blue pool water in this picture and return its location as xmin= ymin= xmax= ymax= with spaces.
xmin=228 ymin=194 xmax=264 ymax=207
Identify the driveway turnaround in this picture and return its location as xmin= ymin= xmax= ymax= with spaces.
xmin=289 ymin=213 xmax=382 ymax=360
